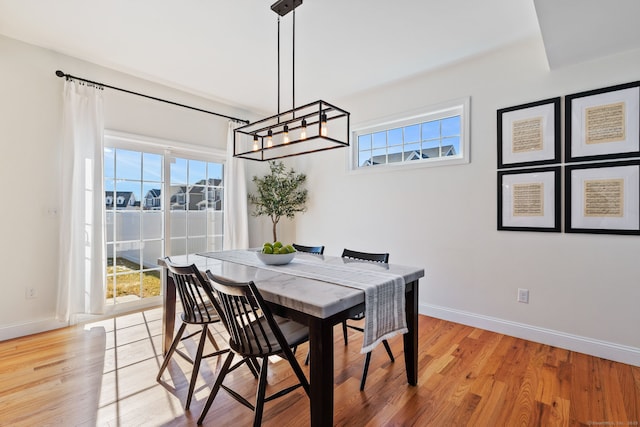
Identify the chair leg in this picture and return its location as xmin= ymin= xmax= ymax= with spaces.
xmin=206 ymin=326 xmax=221 ymax=352
xmin=253 ymin=358 xmax=269 ymax=427
xmin=382 ymin=339 xmax=395 ymax=362
xmin=156 ymin=322 xmax=187 ymax=381
xmin=198 ymin=351 xmax=235 ymax=425
xmin=242 ymin=357 xmax=257 ymax=379
xmin=280 ymin=343 xmax=310 ymax=395
xmin=246 ymin=357 xmax=261 ymax=378
xmin=342 ymin=320 xmax=349 ymax=345
xmin=185 ymin=325 xmax=209 ymax=409
xmin=360 ymin=352 xmax=372 ymax=391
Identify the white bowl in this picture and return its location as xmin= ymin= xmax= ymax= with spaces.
xmin=256 ymin=250 xmax=296 ymax=265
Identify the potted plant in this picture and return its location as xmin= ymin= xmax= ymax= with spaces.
xmin=248 ymin=160 xmax=308 ymax=242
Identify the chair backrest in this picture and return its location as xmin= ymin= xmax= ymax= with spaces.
xmin=205 ymin=271 xmax=292 ymax=357
xmin=341 ymin=248 xmax=389 ymax=263
xmin=292 ymin=243 xmax=325 ymax=254
xmin=164 ymin=257 xmax=219 ymax=324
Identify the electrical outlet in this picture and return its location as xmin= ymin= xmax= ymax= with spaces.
xmin=45 ymin=207 xmax=58 ymax=218
xmin=26 ymin=287 xmax=38 ymax=299
xmin=517 ymin=288 xmax=529 ymax=304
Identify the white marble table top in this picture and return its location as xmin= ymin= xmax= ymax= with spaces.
xmin=163 ymin=252 xmax=424 ymax=320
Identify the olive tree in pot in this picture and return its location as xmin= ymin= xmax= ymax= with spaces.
xmin=248 ymin=160 xmax=308 ymax=242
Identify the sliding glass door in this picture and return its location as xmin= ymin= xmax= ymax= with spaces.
xmin=104 ymin=134 xmax=224 ymax=309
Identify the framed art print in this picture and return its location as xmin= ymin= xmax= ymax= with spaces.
xmin=565 ymin=160 xmax=640 ymax=235
xmin=498 ymin=166 xmax=561 ymax=232
xmin=565 ymin=81 xmax=640 ymax=162
xmin=497 ymin=97 xmax=561 ymax=168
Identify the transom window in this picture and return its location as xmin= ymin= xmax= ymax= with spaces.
xmin=351 ymin=97 xmax=470 ymax=170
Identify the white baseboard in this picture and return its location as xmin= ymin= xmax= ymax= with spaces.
xmin=420 ymin=303 xmax=640 ymax=367
xmin=0 ymin=318 xmax=68 ymax=342
xmin=0 ymin=300 xmax=163 ymax=342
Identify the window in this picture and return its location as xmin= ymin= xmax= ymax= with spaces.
xmin=168 ymin=156 xmax=224 ymax=257
xmin=104 ymin=145 xmax=165 ymax=308
xmin=104 ymin=132 xmax=225 ymax=310
xmin=351 ymin=97 xmax=470 ymax=170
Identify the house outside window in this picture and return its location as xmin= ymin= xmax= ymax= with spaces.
xmin=351 ymin=97 xmax=470 ymax=171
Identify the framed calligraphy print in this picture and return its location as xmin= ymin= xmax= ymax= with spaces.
xmin=566 ymin=81 xmax=640 ymax=162
xmin=497 ymin=97 xmax=561 ymax=169
xmin=498 ymin=166 xmax=561 ymax=232
xmin=565 ymin=160 xmax=640 ymax=235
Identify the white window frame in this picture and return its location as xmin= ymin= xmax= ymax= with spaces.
xmin=103 ymin=130 xmax=226 ymax=314
xmin=349 ymin=97 xmax=471 ymax=172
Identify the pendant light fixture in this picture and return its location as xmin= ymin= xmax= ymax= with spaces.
xmin=233 ymin=0 xmax=350 ymax=161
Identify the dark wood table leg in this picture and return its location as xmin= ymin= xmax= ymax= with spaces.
xmin=308 ymin=317 xmax=334 ymax=427
xmin=162 ymin=269 xmax=176 ymax=355
xmin=403 ymin=280 xmax=419 ymax=385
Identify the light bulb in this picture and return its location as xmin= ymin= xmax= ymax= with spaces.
xmin=283 ymin=125 xmax=289 ymax=144
xmin=267 ymin=130 xmax=273 ymax=148
xmin=300 ymin=119 xmax=307 ymax=140
xmin=252 ymin=135 xmax=259 ymax=151
xmin=320 ymin=113 xmax=328 ymax=137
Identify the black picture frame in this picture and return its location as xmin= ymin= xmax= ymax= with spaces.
xmin=498 ymin=166 xmax=561 ymax=232
xmin=565 ymin=160 xmax=640 ymax=235
xmin=497 ymin=97 xmax=561 ymax=169
xmin=565 ymin=81 xmax=640 ymax=162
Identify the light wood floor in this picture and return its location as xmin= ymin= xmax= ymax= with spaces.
xmin=0 ymin=308 xmax=638 ymax=427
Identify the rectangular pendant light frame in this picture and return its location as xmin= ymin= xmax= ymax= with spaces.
xmin=233 ymin=99 xmax=350 ymax=161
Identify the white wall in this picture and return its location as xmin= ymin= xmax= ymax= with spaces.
xmin=0 ymin=35 xmax=252 ymax=339
xmin=288 ymin=36 xmax=640 ymax=366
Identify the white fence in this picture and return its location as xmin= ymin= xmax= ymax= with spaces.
xmin=105 ymin=210 xmax=224 ymax=268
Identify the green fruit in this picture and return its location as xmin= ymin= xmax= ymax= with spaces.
xmin=273 ymin=241 xmax=283 ymax=248
xmin=278 ymin=247 xmax=289 ymax=254
xmin=262 ymin=246 xmax=274 ymax=254
xmin=285 ymin=245 xmax=295 ymax=253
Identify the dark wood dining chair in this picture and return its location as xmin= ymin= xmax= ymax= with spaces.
xmin=292 ymin=243 xmax=325 ymax=254
xmin=156 ymin=258 xmax=230 ymax=409
xmin=198 ymin=271 xmax=310 ymax=426
xmin=341 ymin=248 xmax=395 ymax=391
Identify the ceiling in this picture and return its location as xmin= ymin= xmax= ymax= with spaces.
xmin=1 ymin=0 xmax=639 ymax=114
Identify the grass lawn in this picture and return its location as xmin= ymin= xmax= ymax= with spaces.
xmin=106 ymin=258 xmax=161 ymax=299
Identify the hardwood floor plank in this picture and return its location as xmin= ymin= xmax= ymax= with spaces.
xmin=502 ymin=343 xmax=545 ymax=427
xmin=0 ymin=311 xmax=638 ymax=426
xmin=619 ymin=363 xmax=640 ymax=423
xmin=466 ymin=377 xmax=507 ymax=426
xmin=447 ymin=330 xmax=503 ymax=406
xmin=601 ymin=359 xmax=632 ymax=424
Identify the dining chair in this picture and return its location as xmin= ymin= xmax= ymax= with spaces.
xmin=292 ymin=243 xmax=325 ymax=254
xmin=157 ymin=258 xmax=230 ymax=409
xmin=198 ymin=271 xmax=310 ymax=426
xmin=341 ymin=248 xmax=395 ymax=391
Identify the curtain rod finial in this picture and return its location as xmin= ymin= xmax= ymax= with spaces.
xmin=55 ymin=70 xmax=65 ymax=78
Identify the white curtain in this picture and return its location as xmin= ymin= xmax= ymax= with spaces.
xmin=57 ymin=80 xmax=106 ymax=323
xmin=223 ymin=121 xmax=249 ymax=249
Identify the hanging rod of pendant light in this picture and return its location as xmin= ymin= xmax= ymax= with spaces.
xmin=233 ymin=0 xmax=350 ymax=161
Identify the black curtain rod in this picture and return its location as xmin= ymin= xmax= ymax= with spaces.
xmin=55 ymin=70 xmax=250 ymax=124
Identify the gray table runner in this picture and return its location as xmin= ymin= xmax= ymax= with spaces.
xmin=199 ymin=250 xmax=408 ymax=353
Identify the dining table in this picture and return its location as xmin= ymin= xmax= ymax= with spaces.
xmin=159 ymin=250 xmax=424 ymax=427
